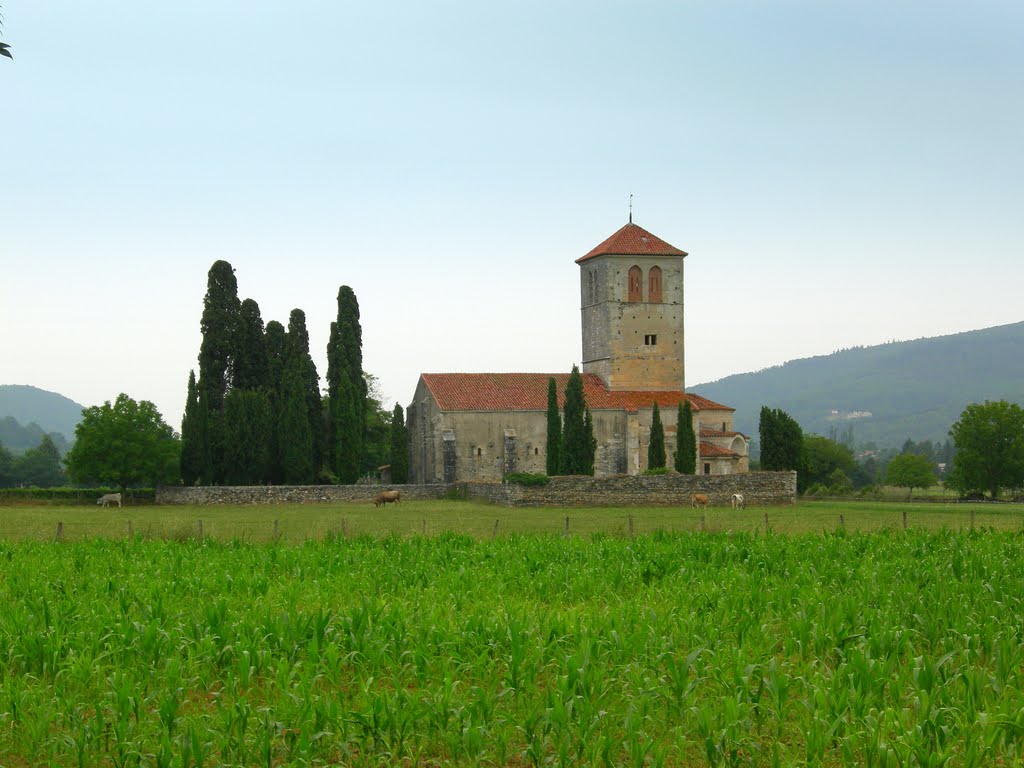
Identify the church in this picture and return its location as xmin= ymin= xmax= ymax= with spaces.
xmin=407 ymin=220 xmax=750 ymax=483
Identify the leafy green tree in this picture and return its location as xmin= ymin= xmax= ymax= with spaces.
xmin=948 ymin=400 xmax=1024 ymax=499
xmin=759 ymin=406 xmax=803 ymax=473
xmin=885 ymin=453 xmax=937 ymax=498
xmin=276 ymin=354 xmax=315 ymax=484
xmin=0 ymin=441 xmax=13 ymax=487
xmin=559 ymin=366 xmax=593 ymax=475
xmin=801 ymin=434 xmax=857 ymax=493
xmin=179 ymin=370 xmax=202 ymax=485
xmin=15 ymin=435 xmax=67 ymax=487
xmin=545 ymin=378 xmax=561 ymax=475
xmin=361 ymin=374 xmax=393 ymax=476
xmin=390 ymin=403 xmax=409 ymax=484
xmin=221 ymin=388 xmax=272 ymax=485
xmin=584 ymin=408 xmax=597 ymax=475
xmin=326 ymin=287 xmax=365 ymax=483
xmin=674 ymin=400 xmax=697 ymax=474
xmin=648 ymin=402 xmax=666 ymax=469
xmin=65 ymin=395 xmax=180 ymax=492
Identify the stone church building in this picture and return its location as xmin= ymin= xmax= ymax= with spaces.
xmin=407 ymin=220 xmax=750 ymax=483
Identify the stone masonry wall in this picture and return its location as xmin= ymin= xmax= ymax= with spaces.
xmin=156 ymin=472 xmax=794 ymax=508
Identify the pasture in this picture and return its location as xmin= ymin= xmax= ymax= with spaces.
xmin=1 ymin=498 xmax=1022 ymax=541
xmin=3 ymin=500 xmax=1024 ymax=765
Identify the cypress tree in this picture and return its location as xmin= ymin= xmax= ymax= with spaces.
xmin=326 ymin=287 xmax=365 ymax=483
xmin=674 ymin=399 xmax=697 ymax=474
xmin=545 ymin=377 xmax=561 ymax=475
xmin=263 ymin=320 xmax=288 ymax=483
xmin=221 ymin=388 xmax=272 ymax=485
xmin=180 ymin=370 xmax=202 ymax=485
xmin=390 ymin=403 xmax=409 ymax=484
xmin=559 ymin=366 xmax=591 ymax=475
xmin=584 ymin=407 xmax=597 ymax=475
xmin=234 ymin=298 xmax=269 ymax=390
xmin=197 ymin=260 xmax=241 ymax=483
xmin=277 ymin=352 xmax=315 ymax=484
xmin=760 ymin=406 xmax=803 ymax=471
xmin=648 ymin=402 xmax=666 ymax=469
xmin=288 ymin=309 xmax=323 ymax=474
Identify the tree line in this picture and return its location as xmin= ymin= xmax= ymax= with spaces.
xmin=179 ymin=260 xmax=407 ymax=486
xmin=760 ymin=400 xmax=1024 ymax=499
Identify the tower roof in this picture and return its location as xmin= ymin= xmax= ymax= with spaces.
xmin=576 ymin=222 xmax=688 ymax=264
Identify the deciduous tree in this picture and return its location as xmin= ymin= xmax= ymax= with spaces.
xmin=885 ymin=453 xmax=937 ymax=498
xmin=948 ymin=400 xmax=1024 ymax=499
xmin=66 ymin=395 xmax=180 ymax=492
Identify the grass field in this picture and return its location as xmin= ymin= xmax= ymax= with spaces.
xmin=0 ymin=498 xmax=1021 ymax=541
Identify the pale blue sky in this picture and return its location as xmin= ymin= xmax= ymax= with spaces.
xmin=2 ymin=1 xmax=1022 ymax=429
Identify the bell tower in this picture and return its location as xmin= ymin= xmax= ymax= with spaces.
xmin=577 ymin=221 xmax=688 ymax=391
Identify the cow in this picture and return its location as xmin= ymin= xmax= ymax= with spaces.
xmin=691 ymin=493 xmax=708 ymax=509
xmin=97 ymin=492 xmax=122 ymax=508
xmin=731 ymin=493 xmax=746 ymax=509
xmin=374 ymin=490 xmax=400 ymax=508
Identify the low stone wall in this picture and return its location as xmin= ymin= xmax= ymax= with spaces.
xmin=156 ymin=484 xmax=450 ymax=505
xmin=462 ymin=471 xmax=797 ymax=508
xmin=156 ymin=472 xmax=796 ymax=508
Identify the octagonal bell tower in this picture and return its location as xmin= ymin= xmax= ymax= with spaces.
xmin=577 ymin=220 xmax=688 ymax=392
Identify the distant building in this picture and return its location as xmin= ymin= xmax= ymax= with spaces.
xmin=407 ymin=220 xmax=750 ymax=483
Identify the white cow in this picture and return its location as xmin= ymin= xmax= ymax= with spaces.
xmin=731 ymin=493 xmax=745 ymax=509
xmin=97 ymin=492 xmax=122 ymax=508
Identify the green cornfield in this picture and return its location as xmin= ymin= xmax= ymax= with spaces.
xmin=3 ymin=529 xmax=1024 ymax=765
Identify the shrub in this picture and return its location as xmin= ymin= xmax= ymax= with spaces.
xmin=643 ymin=467 xmax=670 ymax=476
xmin=504 ymin=472 xmax=550 ymax=487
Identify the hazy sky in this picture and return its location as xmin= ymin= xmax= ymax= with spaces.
xmin=3 ymin=1 xmax=1022 ymax=430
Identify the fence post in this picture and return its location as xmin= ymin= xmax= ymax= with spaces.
xmin=700 ymin=515 xmax=706 ymax=532
xmin=902 ymin=509 xmax=907 ymax=529
xmin=493 ymin=519 xmax=499 ymax=538
xmin=341 ymin=519 xmax=347 ymax=537
xmin=628 ymin=514 xmax=634 ymax=538
xmin=764 ymin=512 xmax=769 ymax=532
xmin=273 ymin=519 xmax=279 ymax=541
xmin=197 ymin=519 xmax=203 ymax=539
xmin=56 ymin=521 xmax=64 ymax=541
xmin=971 ymin=508 xmax=975 ymax=530
xmin=127 ymin=520 xmax=133 ymax=538
xmin=839 ymin=514 xmax=845 ymax=530
xmin=565 ymin=516 xmax=570 ymax=536
xmin=421 ymin=518 xmax=427 ymax=535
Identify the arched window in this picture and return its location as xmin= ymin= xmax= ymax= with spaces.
xmin=648 ymin=266 xmax=662 ymax=303
xmin=627 ymin=266 xmax=642 ymax=302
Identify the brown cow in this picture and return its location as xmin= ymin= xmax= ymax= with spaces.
xmin=691 ymin=493 xmax=708 ymax=509
xmin=374 ymin=490 xmax=400 ymax=508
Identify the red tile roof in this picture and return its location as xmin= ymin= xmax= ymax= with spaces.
xmin=700 ymin=442 xmax=741 ymax=458
xmin=420 ymin=373 xmax=732 ymax=413
xmin=577 ymin=222 xmax=688 ymax=264
xmin=699 ymin=427 xmax=748 ymax=439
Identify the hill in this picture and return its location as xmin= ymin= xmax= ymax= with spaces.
xmin=692 ymin=322 xmax=1024 ymax=451
xmin=0 ymin=385 xmax=85 ymax=442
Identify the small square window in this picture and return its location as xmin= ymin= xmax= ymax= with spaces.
xmin=644 ymin=334 xmax=658 ymax=346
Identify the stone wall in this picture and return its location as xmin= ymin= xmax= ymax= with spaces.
xmin=156 ymin=472 xmax=795 ymax=508
xmin=156 ymin=484 xmax=450 ymax=505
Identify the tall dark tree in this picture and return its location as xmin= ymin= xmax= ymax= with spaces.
xmin=674 ymin=400 xmax=697 ymax=474
xmin=221 ymin=389 xmax=272 ymax=485
xmin=0 ymin=441 xmax=13 ymax=488
xmin=263 ymin=320 xmax=288 ymax=483
xmin=16 ymin=435 xmax=66 ymax=487
xmin=197 ymin=260 xmax=241 ymax=483
xmin=288 ymin=309 xmax=323 ymax=473
xmin=759 ymin=406 xmax=803 ymax=473
xmin=180 ymin=370 xmax=202 ymax=485
xmin=545 ymin=377 xmax=561 ymax=475
xmin=584 ymin=407 xmax=597 ymax=475
xmin=390 ymin=403 xmax=409 ymax=484
xmin=234 ymin=298 xmax=269 ymax=390
xmin=648 ymin=402 xmax=666 ymax=469
xmin=276 ymin=352 xmax=315 ymax=484
xmin=559 ymin=366 xmax=593 ymax=475
xmin=326 ymin=287 xmax=365 ymax=483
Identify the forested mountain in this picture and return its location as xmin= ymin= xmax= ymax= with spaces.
xmin=0 ymin=417 xmax=70 ymax=455
xmin=0 ymin=385 xmax=84 ymax=442
xmin=692 ymin=322 xmax=1024 ymax=451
